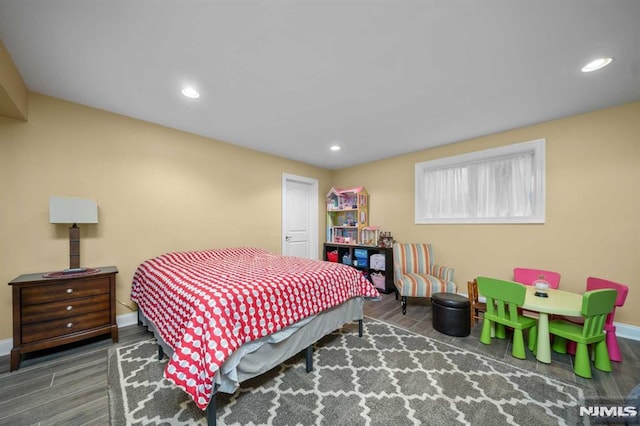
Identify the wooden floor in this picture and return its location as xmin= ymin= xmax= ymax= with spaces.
xmin=0 ymin=292 xmax=638 ymax=425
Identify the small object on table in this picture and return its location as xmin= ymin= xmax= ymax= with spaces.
xmin=533 ymin=275 xmax=550 ymax=297
xmin=63 ymin=267 xmax=88 ymax=274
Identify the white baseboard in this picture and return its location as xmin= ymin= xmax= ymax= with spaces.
xmin=615 ymin=322 xmax=640 ymax=341
xmin=0 ymin=338 xmax=11 ymax=357
xmin=0 ymin=311 xmax=139 ymax=357
xmin=1 ymin=314 xmax=639 ymax=357
xmin=116 ymin=311 xmax=139 ymax=328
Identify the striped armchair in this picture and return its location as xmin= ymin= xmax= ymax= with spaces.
xmin=393 ymin=243 xmax=456 ymax=314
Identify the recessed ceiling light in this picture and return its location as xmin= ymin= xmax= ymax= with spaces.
xmin=581 ymin=57 xmax=613 ymax=72
xmin=181 ymin=87 xmax=200 ymax=99
xmin=330 ymin=145 xmax=341 ymax=151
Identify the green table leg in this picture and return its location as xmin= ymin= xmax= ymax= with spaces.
xmin=536 ymin=312 xmax=551 ymax=363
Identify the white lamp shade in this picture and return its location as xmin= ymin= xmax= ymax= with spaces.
xmin=49 ymin=196 xmax=98 ymax=224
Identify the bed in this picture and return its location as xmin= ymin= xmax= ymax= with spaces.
xmin=130 ymin=247 xmax=380 ymax=425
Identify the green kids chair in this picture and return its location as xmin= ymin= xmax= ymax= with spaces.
xmin=476 ymin=276 xmax=537 ymax=359
xmin=548 ymin=288 xmax=617 ymax=379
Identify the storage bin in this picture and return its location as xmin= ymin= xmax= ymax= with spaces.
xmin=354 ymin=248 xmax=367 ymax=258
xmin=327 ymin=250 xmax=338 ymax=262
xmin=371 ymin=272 xmax=385 ymax=290
xmin=370 ymin=253 xmax=385 ymax=271
xmin=342 ymin=253 xmax=352 ymax=265
xmin=355 ymin=256 xmax=368 ymax=268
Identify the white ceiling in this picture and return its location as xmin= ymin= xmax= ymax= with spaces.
xmin=1 ymin=0 xmax=639 ymax=170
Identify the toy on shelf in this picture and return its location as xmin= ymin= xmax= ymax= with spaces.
xmin=360 ymin=226 xmax=380 ymax=247
xmin=379 ymin=231 xmax=394 ymax=248
xmin=326 ymin=186 xmax=369 ymax=245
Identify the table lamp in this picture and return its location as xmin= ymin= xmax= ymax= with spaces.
xmin=49 ymin=196 xmax=98 ymax=271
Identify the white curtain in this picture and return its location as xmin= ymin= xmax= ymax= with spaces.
xmin=422 ymin=153 xmax=534 ymax=219
xmin=422 ymin=167 xmax=470 ymax=218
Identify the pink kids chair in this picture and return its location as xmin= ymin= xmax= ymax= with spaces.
xmin=565 ymin=277 xmax=629 ymax=362
xmin=513 ymin=267 xmax=561 ymax=289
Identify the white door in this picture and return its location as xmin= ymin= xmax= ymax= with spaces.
xmin=282 ymin=174 xmax=318 ymax=259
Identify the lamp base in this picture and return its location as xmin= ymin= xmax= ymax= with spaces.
xmin=69 ymin=224 xmax=80 ymax=269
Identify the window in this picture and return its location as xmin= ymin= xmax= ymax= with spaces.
xmin=415 ymin=139 xmax=545 ymax=224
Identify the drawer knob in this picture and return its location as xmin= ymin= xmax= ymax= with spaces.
xmin=66 ymin=322 xmax=74 ymax=328
xmin=66 ymin=305 xmax=73 ymax=311
xmin=66 ymin=288 xmax=73 ymax=294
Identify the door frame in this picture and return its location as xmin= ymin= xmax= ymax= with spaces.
xmin=281 ymin=173 xmax=319 ymax=259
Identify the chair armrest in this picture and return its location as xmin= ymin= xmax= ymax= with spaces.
xmin=393 ymin=260 xmax=404 ymax=283
xmin=431 ymin=264 xmax=454 ymax=282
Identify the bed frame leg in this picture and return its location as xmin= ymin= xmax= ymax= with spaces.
xmin=157 ymin=345 xmax=164 ymax=360
xmin=206 ymin=396 xmax=216 ymax=426
xmin=358 ymin=319 xmax=363 ymax=337
xmin=305 ymin=345 xmax=313 ymax=373
xmin=137 ymin=309 xmax=142 ymax=326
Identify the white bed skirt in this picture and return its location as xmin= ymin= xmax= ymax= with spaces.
xmin=138 ymin=297 xmax=365 ymax=395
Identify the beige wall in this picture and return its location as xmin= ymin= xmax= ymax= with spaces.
xmin=1 ymin=93 xmax=638 ymax=344
xmin=333 ymin=101 xmax=640 ymax=327
xmin=0 ymin=93 xmax=332 ymax=341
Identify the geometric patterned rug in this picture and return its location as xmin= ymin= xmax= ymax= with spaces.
xmin=108 ymin=319 xmax=584 ymax=425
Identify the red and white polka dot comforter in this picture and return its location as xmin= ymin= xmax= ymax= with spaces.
xmin=131 ymin=247 xmax=379 ymax=409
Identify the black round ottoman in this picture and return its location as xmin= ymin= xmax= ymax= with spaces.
xmin=431 ymin=292 xmax=471 ymax=337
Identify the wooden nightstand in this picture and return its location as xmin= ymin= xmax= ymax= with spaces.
xmin=8 ymin=266 xmax=118 ymax=371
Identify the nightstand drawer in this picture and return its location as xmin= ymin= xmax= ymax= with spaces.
xmin=21 ymin=276 xmax=110 ymax=305
xmin=22 ymin=309 xmax=111 ymax=344
xmin=21 ymin=294 xmax=111 ymax=324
